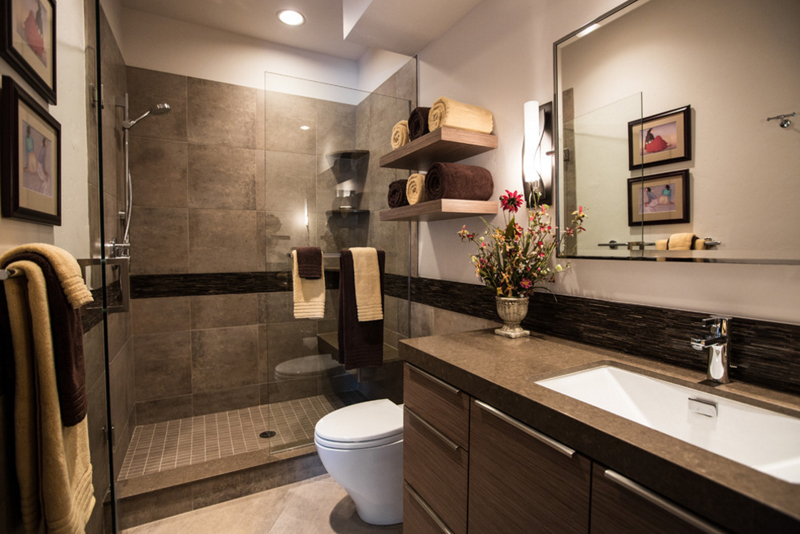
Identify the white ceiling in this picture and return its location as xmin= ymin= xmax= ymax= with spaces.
xmin=121 ymin=0 xmax=369 ymax=60
xmin=122 ymin=0 xmax=483 ymax=61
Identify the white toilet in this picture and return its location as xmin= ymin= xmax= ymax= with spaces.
xmin=314 ymin=399 xmax=404 ymax=525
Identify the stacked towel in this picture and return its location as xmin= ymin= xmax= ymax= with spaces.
xmin=338 ymin=249 xmax=385 ymax=370
xmin=295 ymin=247 xmax=322 ymax=279
xmin=391 ymin=120 xmax=410 ymax=150
xmin=428 ymin=97 xmax=494 ymax=134
xmin=425 ymin=162 xmax=494 ymax=201
xmin=351 ymin=247 xmax=384 ymax=322
xmin=408 ymin=107 xmax=431 ymax=140
xmin=388 ymin=179 xmax=410 ymax=208
xmin=292 ymin=250 xmax=325 ymax=319
xmin=2 ymin=260 xmax=95 ymax=534
xmin=658 ymin=233 xmax=706 ymax=251
xmin=406 ymin=174 xmax=427 ymax=205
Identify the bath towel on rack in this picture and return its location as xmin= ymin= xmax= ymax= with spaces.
xmin=292 ymin=250 xmax=325 ymax=319
xmin=1 ymin=260 xmax=95 ymax=534
xmin=338 ymin=249 xmax=385 ymax=370
xmin=295 ymin=246 xmax=323 ymax=280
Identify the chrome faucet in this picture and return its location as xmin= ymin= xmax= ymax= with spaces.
xmin=691 ymin=316 xmax=733 ymax=384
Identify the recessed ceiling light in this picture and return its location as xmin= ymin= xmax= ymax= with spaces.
xmin=300 ymin=125 xmax=310 ymax=130
xmin=278 ymin=10 xmax=305 ymax=26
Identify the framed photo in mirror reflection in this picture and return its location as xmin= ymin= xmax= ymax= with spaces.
xmin=628 ymin=170 xmax=689 ymax=226
xmin=628 ymin=105 xmax=691 ymax=170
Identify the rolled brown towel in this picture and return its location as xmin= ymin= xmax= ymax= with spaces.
xmin=425 ymin=162 xmax=494 ymax=201
xmin=408 ymin=107 xmax=431 ymax=140
xmin=295 ymin=247 xmax=322 ymax=280
xmin=387 ymin=179 xmax=409 ymax=208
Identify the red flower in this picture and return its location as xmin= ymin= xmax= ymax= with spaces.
xmin=500 ymin=190 xmax=524 ymax=213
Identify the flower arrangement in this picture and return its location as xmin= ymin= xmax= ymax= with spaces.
xmin=458 ymin=190 xmax=587 ymax=298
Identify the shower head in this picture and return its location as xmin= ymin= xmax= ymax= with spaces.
xmin=123 ymin=103 xmax=171 ymax=129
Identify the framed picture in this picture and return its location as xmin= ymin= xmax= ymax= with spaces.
xmin=0 ymin=0 xmax=57 ymax=104
xmin=1 ymin=75 xmax=61 ymax=225
xmin=628 ymin=105 xmax=691 ymax=170
xmin=627 ymin=170 xmax=689 ymax=227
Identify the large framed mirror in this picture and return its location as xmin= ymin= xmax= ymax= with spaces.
xmin=554 ymin=0 xmax=800 ymax=264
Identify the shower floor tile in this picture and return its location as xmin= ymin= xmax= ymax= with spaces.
xmin=118 ymin=392 xmax=365 ymax=481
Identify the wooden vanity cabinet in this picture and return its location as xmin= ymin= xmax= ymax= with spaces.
xmin=590 ymin=463 xmax=724 ymax=534
xmin=468 ymin=399 xmax=592 ymax=533
xmin=403 ymin=364 xmax=471 ymax=533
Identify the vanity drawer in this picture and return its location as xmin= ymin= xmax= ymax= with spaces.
xmin=403 ymin=407 xmax=468 ymax=534
xmin=403 ymin=363 xmax=470 ymax=449
xmin=404 ymin=482 xmax=454 ymax=534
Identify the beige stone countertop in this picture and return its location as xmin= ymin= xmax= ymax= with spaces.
xmin=399 ymin=329 xmax=800 ymax=534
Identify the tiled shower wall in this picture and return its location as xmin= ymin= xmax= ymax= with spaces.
xmin=126 ymin=61 xmax=416 ymax=426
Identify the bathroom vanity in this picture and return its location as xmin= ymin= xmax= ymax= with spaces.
xmin=399 ymin=330 xmax=800 ymax=533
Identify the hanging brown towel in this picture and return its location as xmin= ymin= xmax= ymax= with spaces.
xmin=295 ymin=247 xmax=322 ymax=280
xmin=425 ymin=162 xmax=494 ymax=201
xmin=388 ymin=179 xmax=409 ymax=208
xmin=337 ymin=249 xmax=384 ymax=370
xmin=408 ymin=107 xmax=431 ymax=140
xmin=10 ymin=253 xmax=87 ymax=426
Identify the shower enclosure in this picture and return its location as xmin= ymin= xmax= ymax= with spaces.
xmin=92 ymin=4 xmax=416 ymax=526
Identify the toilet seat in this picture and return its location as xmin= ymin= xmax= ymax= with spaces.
xmin=274 ymin=354 xmax=342 ymax=379
xmin=314 ymin=399 xmax=403 ymax=451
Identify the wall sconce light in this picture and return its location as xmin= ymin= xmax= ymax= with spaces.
xmin=522 ymin=101 xmax=554 ymax=207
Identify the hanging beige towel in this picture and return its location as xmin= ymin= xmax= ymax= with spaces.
xmin=0 ymin=243 xmax=93 ymax=308
xmin=4 ymin=261 xmax=95 ymax=534
xmin=656 ymin=239 xmax=668 ymax=250
xmin=292 ymin=250 xmax=325 ymax=319
xmin=406 ymin=173 xmax=427 ymax=205
xmin=666 ymin=233 xmax=705 ymax=251
xmin=391 ymin=120 xmax=410 ymax=150
xmin=350 ymin=247 xmax=383 ymax=322
xmin=428 ymin=97 xmax=494 ymax=134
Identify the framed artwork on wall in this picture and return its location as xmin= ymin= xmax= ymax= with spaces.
xmin=0 ymin=0 xmax=57 ymax=104
xmin=627 ymin=169 xmax=689 ymax=227
xmin=628 ymin=105 xmax=691 ymax=170
xmin=1 ymin=75 xmax=61 ymax=225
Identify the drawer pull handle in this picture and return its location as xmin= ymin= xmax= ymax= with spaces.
xmin=474 ymin=400 xmax=575 ymax=458
xmin=604 ymin=470 xmax=725 ymax=534
xmin=409 ymin=365 xmax=461 ymax=395
xmin=406 ymin=407 xmax=460 ymax=451
xmin=405 ymin=482 xmax=455 ymax=534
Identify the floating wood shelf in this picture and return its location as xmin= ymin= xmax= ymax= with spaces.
xmin=380 ymin=199 xmax=498 ymax=222
xmin=379 ymin=127 xmax=498 ymax=170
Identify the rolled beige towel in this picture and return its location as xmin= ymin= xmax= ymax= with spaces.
xmin=428 ymin=97 xmax=494 ymax=134
xmin=406 ymin=174 xmax=426 ymax=205
xmin=391 ymin=120 xmax=409 ymax=150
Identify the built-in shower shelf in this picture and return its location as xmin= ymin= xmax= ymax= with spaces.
xmin=380 ymin=199 xmax=498 ymax=222
xmin=325 ymin=208 xmax=370 ymax=217
xmin=379 ymin=127 xmax=498 ymax=170
xmin=326 ymin=150 xmax=369 ymax=159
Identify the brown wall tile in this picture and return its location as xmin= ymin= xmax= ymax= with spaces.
xmin=316 ymin=99 xmax=356 ymax=156
xmin=261 ymin=151 xmax=315 ymax=214
xmin=263 ymin=91 xmax=316 ymax=154
xmin=133 ymin=331 xmax=192 ymax=402
xmin=189 ymin=209 xmax=261 ymax=273
xmin=135 ymin=395 xmax=193 ymax=426
xmin=191 ymin=294 xmax=259 ymax=330
xmin=127 ymin=67 xmax=188 ymax=142
xmin=131 ymin=297 xmax=191 ymax=335
xmin=187 ymin=78 xmax=257 ymax=149
xmin=130 ymin=207 xmax=189 ymax=275
xmin=130 ymin=138 xmax=188 ymax=208
xmin=188 ymin=144 xmax=256 ymax=210
xmin=192 ymin=326 xmax=260 ymax=393
xmin=192 ymin=385 xmax=260 ymax=416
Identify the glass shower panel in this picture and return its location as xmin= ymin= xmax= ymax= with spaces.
xmin=263 ymin=70 xmax=414 ymax=453
xmin=561 ymin=92 xmax=644 ymax=258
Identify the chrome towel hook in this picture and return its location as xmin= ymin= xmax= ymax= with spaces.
xmin=767 ymin=112 xmax=795 ymax=128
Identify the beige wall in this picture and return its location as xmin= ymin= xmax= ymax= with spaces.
xmin=417 ymin=0 xmax=800 ymax=325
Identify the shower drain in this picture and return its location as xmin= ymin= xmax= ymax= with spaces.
xmin=259 ymin=430 xmax=277 ymax=439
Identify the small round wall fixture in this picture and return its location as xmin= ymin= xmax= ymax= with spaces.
xmin=277 ymin=9 xmax=305 ymax=26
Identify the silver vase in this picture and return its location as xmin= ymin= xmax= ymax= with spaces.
xmin=494 ymin=296 xmax=531 ymax=338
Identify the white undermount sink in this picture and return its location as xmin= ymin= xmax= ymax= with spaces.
xmin=536 ymin=365 xmax=800 ymax=484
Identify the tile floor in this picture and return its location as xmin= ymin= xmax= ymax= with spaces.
xmin=119 ymin=392 xmax=365 ymax=481
xmin=122 ymin=474 xmax=402 ymax=534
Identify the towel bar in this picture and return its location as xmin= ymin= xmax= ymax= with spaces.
xmin=286 ymin=251 xmax=342 ymax=258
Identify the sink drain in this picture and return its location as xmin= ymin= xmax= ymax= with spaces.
xmin=259 ymin=430 xmax=277 ymax=439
